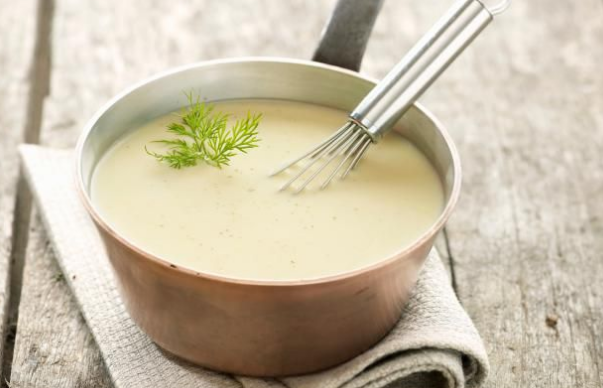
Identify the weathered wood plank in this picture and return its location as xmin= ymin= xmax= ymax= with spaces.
xmin=9 ymin=216 xmax=112 ymax=388
xmin=0 ymin=0 xmax=38 ymax=383
xmin=5 ymin=0 xmax=111 ymax=386
xmin=399 ymin=0 xmax=603 ymax=387
xmin=39 ymin=0 xmax=337 ymax=148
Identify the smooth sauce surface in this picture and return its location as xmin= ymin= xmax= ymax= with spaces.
xmin=91 ymin=100 xmax=444 ymax=281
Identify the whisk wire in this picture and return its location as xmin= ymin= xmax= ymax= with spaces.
xmin=270 ymin=122 xmax=352 ymax=177
xmin=320 ymin=131 xmax=370 ymax=189
xmin=273 ymin=120 xmax=374 ymax=192
xmin=342 ymin=137 xmax=372 ymax=178
xmin=293 ymin=128 xmax=364 ymax=193
xmin=278 ymin=124 xmax=356 ymax=191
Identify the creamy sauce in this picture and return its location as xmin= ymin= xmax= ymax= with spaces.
xmin=91 ymin=100 xmax=444 ymax=281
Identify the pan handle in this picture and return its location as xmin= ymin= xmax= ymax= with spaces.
xmin=312 ymin=0 xmax=385 ymax=72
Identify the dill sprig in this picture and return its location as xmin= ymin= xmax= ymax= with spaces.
xmin=145 ymin=92 xmax=261 ymax=169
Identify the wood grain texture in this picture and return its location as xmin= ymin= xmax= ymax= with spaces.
xmin=39 ymin=0 xmax=336 ymax=148
xmin=8 ymin=0 xmax=603 ymax=387
xmin=398 ymin=1 xmax=603 ymax=387
xmin=0 ymin=0 xmax=38 ymax=382
xmin=9 ymin=216 xmax=112 ymax=388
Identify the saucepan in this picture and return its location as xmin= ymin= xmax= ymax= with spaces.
xmin=75 ymin=0 xmax=461 ymax=377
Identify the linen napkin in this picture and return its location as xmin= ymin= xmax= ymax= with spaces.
xmin=19 ymin=145 xmax=489 ymax=388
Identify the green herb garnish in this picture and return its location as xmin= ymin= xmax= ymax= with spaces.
xmin=146 ymin=92 xmax=261 ymax=169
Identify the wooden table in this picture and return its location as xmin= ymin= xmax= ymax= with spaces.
xmin=1 ymin=0 xmax=602 ymax=386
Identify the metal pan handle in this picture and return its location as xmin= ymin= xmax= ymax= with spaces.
xmin=312 ymin=0 xmax=385 ymax=71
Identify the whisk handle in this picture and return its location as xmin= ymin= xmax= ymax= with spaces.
xmin=350 ymin=0 xmax=493 ymax=141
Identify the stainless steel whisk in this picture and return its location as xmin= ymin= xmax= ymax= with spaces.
xmin=272 ymin=0 xmax=510 ymax=193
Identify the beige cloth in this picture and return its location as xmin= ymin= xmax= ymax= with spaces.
xmin=20 ymin=145 xmax=489 ymax=388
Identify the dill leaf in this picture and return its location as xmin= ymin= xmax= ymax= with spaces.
xmin=146 ymin=92 xmax=261 ymax=169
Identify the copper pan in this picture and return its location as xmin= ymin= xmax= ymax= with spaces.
xmin=75 ymin=2 xmax=461 ymax=377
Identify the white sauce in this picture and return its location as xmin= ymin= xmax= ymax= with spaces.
xmin=91 ymin=100 xmax=444 ymax=281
